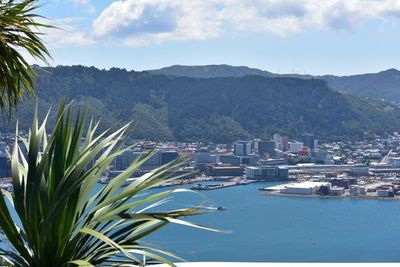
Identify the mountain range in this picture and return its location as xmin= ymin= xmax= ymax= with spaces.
xmin=148 ymin=65 xmax=400 ymax=103
xmin=1 ymin=65 xmax=399 ymax=143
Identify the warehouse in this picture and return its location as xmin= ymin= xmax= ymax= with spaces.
xmin=280 ymin=182 xmax=331 ymax=195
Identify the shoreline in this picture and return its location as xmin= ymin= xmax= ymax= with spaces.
xmin=261 ymin=191 xmax=400 ymax=201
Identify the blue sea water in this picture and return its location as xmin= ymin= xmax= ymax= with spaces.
xmin=3 ymin=181 xmax=400 ymax=262
xmin=143 ymin=181 xmax=400 ymax=262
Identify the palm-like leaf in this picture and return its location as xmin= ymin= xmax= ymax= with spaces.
xmin=0 ymin=0 xmax=51 ymax=111
xmin=0 ymin=103 xmax=215 ymax=266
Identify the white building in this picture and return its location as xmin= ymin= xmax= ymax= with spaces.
xmin=273 ymin=134 xmax=283 ymax=150
xmin=280 ymin=182 xmax=330 ymax=195
xmin=288 ymin=142 xmax=304 ymax=153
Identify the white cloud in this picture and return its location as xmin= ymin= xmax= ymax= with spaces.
xmin=93 ymin=0 xmax=221 ymax=43
xmin=41 ymin=17 xmax=95 ymax=49
xmin=92 ymin=0 xmax=400 ymax=45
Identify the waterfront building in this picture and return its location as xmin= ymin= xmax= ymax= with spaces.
xmin=377 ymin=189 xmax=390 ymax=197
xmin=245 ymin=166 xmax=289 ymax=180
xmin=205 ymin=163 xmax=243 ymax=176
xmin=280 ymin=182 xmax=331 ymax=195
xmin=330 ymin=187 xmax=345 ymax=195
xmin=350 ymin=185 xmax=360 ymax=196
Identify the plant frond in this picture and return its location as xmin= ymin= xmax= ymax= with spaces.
xmin=0 ymin=103 xmax=215 ymax=266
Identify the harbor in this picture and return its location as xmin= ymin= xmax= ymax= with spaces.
xmin=148 ymin=181 xmax=400 ymax=262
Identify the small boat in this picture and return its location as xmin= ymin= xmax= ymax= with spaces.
xmin=217 ymin=206 xmax=226 ymax=211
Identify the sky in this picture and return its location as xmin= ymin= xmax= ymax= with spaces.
xmin=31 ymin=0 xmax=400 ymax=76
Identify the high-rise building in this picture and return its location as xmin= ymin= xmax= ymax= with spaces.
xmin=233 ymin=141 xmax=252 ymax=156
xmin=281 ymin=136 xmax=289 ymax=151
xmin=314 ymin=140 xmax=319 ymax=150
xmin=302 ymin=133 xmax=315 ymax=149
xmin=255 ymin=140 xmax=275 ymax=158
xmin=273 ymin=134 xmax=283 ymax=150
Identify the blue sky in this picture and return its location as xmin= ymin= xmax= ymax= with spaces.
xmin=33 ymin=0 xmax=400 ymax=76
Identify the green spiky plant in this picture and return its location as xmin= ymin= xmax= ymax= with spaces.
xmin=0 ymin=0 xmax=52 ymax=111
xmin=0 ymin=103 xmax=215 ymax=266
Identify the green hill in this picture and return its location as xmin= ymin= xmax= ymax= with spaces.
xmin=2 ymin=65 xmax=400 ymax=143
xmin=148 ymin=65 xmax=400 ymax=102
xmin=321 ymin=69 xmax=400 ymax=102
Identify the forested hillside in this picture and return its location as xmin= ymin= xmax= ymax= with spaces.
xmin=3 ymin=65 xmax=400 ymax=143
xmin=149 ymin=65 xmax=400 ymax=102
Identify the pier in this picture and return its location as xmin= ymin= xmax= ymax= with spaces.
xmin=191 ymin=180 xmax=257 ymax=190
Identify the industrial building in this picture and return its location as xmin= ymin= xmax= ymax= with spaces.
xmin=279 ymin=182 xmax=331 ymax=195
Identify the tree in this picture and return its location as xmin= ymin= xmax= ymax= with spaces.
xmin=0 ymin=0 xmax=51 ymax=111
xmin=0 ymin=103 xmax=215 ymax=266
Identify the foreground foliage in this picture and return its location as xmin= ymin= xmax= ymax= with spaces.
xmin=0 ymin=104 xmax=213 ymax=266
xmin=0 ymin=0 xmax=51 ymax=111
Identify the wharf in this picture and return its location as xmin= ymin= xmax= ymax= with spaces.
xmin=262 ymin=191 xmax=400 ymax=201
xmin=152 ymin=176 xmax=213 ymax=188
xmin=191 ymin=180 xmax=257 ymax=190
xmin=260 ymin=181 xmax=400 ymax=200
